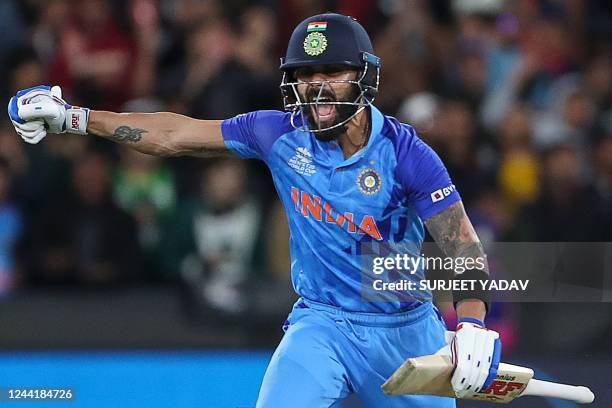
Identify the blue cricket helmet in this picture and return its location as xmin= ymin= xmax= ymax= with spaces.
xmin=279 ymin=13 xmax=382 ymax=133
xmin=280 ymin=13 xmax=380 ymax=71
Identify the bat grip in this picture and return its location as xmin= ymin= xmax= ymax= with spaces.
xmin=524 ymin=379 xmax=595 ymax=404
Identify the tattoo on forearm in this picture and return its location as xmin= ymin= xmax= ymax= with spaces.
xmin=425 ymin=201 xmax=489 ymax=273
xmin=111 ymin=126 xmax=148 ymax=143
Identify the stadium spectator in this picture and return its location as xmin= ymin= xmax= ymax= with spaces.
xmin=162 ymin=20 xmax=244 ymax=118
xmin=21 ymin=150 xmax=142 ymax=286
xmin=166 ymin=158 xmax=265 ymax=314
xmin=0 ymin=121 xmax=28 ymax=180
xmin=113 ymin=147 xmax=176 ymax=280
xmin=435 ymin=101 xmax=488 ymax=205
xmin=497 ymin=107 xmax=539 ymax=211
xmin=533 ymin=87 xmax=597 ymax=155
xmin=47 ymin=0 xmax=137 ymax=110
xmin=510 ymin=144 xmax=599 ymax=241
xmin=0 ymin=0 xmax=27 ymax=100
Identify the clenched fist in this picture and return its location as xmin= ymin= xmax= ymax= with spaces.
xmin=8 ymin=85 xmax=89 ymax=144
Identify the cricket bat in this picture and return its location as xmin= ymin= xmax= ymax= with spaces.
xmin=382 ymin=355 xmax=595 ymax=404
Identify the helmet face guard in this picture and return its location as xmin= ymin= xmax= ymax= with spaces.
xmin=279 ymin=52 xmax=381 ymax=134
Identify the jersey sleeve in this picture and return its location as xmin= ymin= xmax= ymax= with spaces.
xmin=221 ymin=110 xmax=290 ymax=161
xmin=396 ymin=127 xmax=461 ymax=220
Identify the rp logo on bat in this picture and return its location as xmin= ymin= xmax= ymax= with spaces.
xmin=480 ymin=380 xmax=525 ymax=397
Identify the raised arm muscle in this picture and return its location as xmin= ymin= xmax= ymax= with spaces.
xmin=87 ymin=111 xmax=230 ymax=158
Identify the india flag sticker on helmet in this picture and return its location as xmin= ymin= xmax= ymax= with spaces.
xmin=307 ymin=21 xmax=327 ymax=32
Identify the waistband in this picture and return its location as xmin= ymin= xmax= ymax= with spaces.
xmin=298 ymin=298 xmax=435 ymax=327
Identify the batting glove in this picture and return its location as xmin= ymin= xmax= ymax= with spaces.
xmin=436 ymin=318 xmax=502 ymax=398
xmin=8 ymin=85 xmax=89 ymax=144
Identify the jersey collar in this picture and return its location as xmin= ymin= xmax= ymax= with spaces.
xmin=323 ymin=104 xmax=384 ymax=168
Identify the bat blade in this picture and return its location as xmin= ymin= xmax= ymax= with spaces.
xmin=382 ymin=355 xmax=456 ymax=398
xmin=382 ymin=355 xmax=534 ymax=404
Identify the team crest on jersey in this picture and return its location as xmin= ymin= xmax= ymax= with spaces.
xmin=303 ymin=32 xmax=328 ymax=56
xmin=357 ymin=168 xmax=382 ymax=195
xmin=288 ymin=146 xmax=317 ymax=176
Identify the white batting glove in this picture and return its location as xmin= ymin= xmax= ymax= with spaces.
xmin=436 ymin=318 xmax=502 ymax=398
xmin=8 ymin=85 xmax=89 ymax=144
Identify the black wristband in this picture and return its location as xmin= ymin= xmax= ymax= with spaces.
xmin=452 ymin=269 xmax=491 ymax=312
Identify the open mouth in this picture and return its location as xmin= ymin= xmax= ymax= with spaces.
xmin=311 ymin=97 xmax=336 ymax=122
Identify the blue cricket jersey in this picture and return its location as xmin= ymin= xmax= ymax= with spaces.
xmin=221 ymin=105 xmax=461 ymax=313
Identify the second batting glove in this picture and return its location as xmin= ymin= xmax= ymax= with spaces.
xmin=436 ymin=318 xmax=502 ymax=398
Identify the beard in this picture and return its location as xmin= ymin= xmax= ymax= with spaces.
xmin=302 ymin=85 xmax=362 ymax=142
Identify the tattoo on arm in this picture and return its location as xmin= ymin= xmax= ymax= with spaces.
xmin=109 ymin=124 xmax=229 ymax=157
xmin=425 ymin=201 xmax=489 ymax=273
xmin=111 ymin=126 xmax=148 ymax=143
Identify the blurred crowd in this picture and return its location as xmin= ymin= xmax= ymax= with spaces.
xmin=0 ymin=0 xmax=610 ymax=322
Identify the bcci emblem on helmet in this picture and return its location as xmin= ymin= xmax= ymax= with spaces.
xmin=357 ymin=168 xmax=382 ymax=195
xmin=303 ymin=32 xmax=328 ymax=56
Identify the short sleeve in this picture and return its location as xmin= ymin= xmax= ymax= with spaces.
xmin=221 ymin=110 xmax=291 ymax=161
xmin=395 ymin=127 xmax=461 ymax=220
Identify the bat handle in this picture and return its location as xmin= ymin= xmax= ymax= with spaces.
xmin=523 ymin=379 xmax=595 ymax=404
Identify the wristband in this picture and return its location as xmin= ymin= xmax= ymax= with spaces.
xmin=452 ymin=268 xmax=491 ymax=312
xmin=65 ymin=105 xmax=89 ymax=135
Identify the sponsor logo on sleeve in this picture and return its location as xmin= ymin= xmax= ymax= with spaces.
xmin=430 ymin=184 xmax=456 ymax=203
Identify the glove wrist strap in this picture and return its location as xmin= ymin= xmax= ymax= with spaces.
xmin=457 ymin=317 xmax=485 ymax=327
xmin=65 ymin=106 xmax=89 ymax=135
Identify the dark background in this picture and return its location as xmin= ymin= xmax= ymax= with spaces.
xmin=0 ymin=0 xmax=610 ymax=407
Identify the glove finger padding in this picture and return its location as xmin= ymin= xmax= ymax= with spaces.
xmin=12 ymin=119 xmax=47 ymax=144
xmin=12 ymin=119 xmax=45 ymax=132
xmin=18 ymin=101 xmax=62 ymax=121
xmin=8 ymin=85 xmax=87 ymax=137
xmin=9 ymin=86 xmax=67 ymax=134
xmin=51 ymin=86 xmax=62 ymax=99
xmin=464 ymin=330 xmax=488 ymax=394
xmin=482 ymin=334 xmax=502 ymax=390
xmin=451 ymin=333 xmax=473 ymax=395
xmin=22 ymin=129 xmax=47 ymax=144
xmin=451 ymin=322 xmax=501 ymax=398
xmin=8 ymin=97 xmax=23 ymax=124
xmin=473 ymin=332 xmax=496 ymax=392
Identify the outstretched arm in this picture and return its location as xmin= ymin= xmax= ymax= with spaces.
xmin=8 ymin=85 xmax=230 ymax=158
xmin=87 ymin=111 xmax=229 ymax=158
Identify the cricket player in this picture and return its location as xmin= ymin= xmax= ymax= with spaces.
xmin=9 ymin=13 xmax=501 ymax=408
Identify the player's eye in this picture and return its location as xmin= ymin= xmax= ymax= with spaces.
xmin=294 ymin=65 xmax=352 ymax=81
xmin=321 ymin=65 xmax=350 ymax=75
xmin=294 ymin=67 xmax=315 ymax=81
